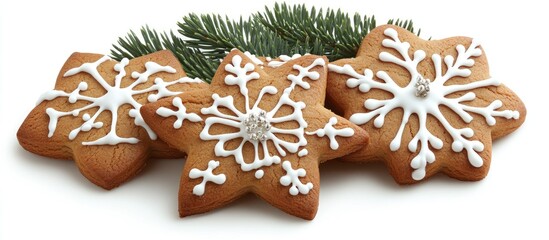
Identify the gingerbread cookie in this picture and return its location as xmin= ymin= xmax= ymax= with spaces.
xmin=140 ymin=49 xmax=368 ymax=219
xmin=17 ymin=50 xmax=207 ymax=189
xmin=327 ymin=25 xmax=526 ymax=184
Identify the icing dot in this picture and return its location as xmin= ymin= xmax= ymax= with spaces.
xmin=346 ymin=78 xmax=359 ymax=88
xmin=373 ymin=115 xmax=384 ymax=128
xmin=468 ymin=151 xmax=483 ymax=167
xmin=414 ymin=50 xmax=426 ymax=60
xmin=272 ymin=156 xmax=281 ymax=164
xmin=358 ymin=83 xmax=371 ymax=93
xmin=263 ymin=86 xmax=278 ymax=94
xmin=78 ymin=82 xmax=88 ymax=91
xmin=412 ymin=169 xmax=426 ymax=180
xmin=431 ymin=138 xmax=444 ymax=149
xmin=280 ymin=176 xmax=291 ymax=186
xmin=462 ymin=92 xmax=476 ymax=101
xmin=128 ymin=109 xmax=137 ymax=117
xmin=147 ymin=94 xmax=159 ymax=102
xmin=383 ymin=28 xmax=397 ymax=38
xmin=461 ymin=128 xmax=474 ymax=138
xmin=444 ymin=55 xmax=454 ymax=66
xmin=68 ymin=95 xmax=78 ymax=103
xmin=364 ymin=99 xmax=382 ymax=110
xmin=81 ymin=122 xmax=92 ymax=132
xmin=452 ymin=141 xmax=464 ymax=152
xmin=473 ymin=141 xmax=484 ymax=151
xmin=289 ymin=186 xmax=299 ymax=196
xmin=426 ymin=151 xmax=436 ymax=163
xmin=390 ymin=139 xmax=400 ymax=151
xmin=512 ymin=111 xmax=520 ymax=119
xmin=255 ymin=170 xmax=264 ymax=179
xmin=68 ymin=129 xmax=78 ymax=140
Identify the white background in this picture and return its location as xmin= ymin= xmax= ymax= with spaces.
xmin=1 ymin=0 xmax=547 ymax=239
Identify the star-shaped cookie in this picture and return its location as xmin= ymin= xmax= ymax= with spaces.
xmin=17 ymin=50 xmax=207 ymax=189
xmin=140 ymin=49 xmax=368 ymax=219
xmin=327 ymin=25 xmax=526 ymax=184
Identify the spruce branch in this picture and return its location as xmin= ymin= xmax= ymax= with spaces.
xmin=387 ymin=18 xmax=421 ymax=36
xmin=161 ymin=31 xmax=218 ymax=82
xmin=176 ymin=13 xmax=312 ymax=61
xmin=111 ymin=26 xmax=218 ymax=81
xmin=111 ymin=25 xmax=164 ymax=60
xmin=256 ymin=3 xmax=420 ymax=60
xmin=111 ymin=3 xmax=422 ymax=82
xmin=255 ymin=3 xmax=377 ymax=60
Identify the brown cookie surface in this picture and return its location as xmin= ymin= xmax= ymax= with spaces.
xmin=328 ymin=25 xmax=526 ymax=184
xmin=141 ymin=49 xmax=368 ymax=219
xmin=17 ymin=50 xmax=208 ymax=189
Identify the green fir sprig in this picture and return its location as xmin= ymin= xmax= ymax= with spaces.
xmin=110 ymin=3 xmax=420 ymax=82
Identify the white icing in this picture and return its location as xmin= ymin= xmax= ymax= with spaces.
xmin=279 ymin=161 xmax=313 ymax=196
xmin=156 ymin=97 xmax=202 ymax=129
xmin=243 ymin=51 xmax=264 ymax=66
xmin=298 ymin=149 xmax=308 ymax=157
xmin=287 ymin=58 xmax=325 ymax=89
xmin=329 ymin=28 xmax=519 ymax=180
xmin=254 ymin=170 xmax=264 ymax=179
xmin=199 ymin=54 xmax=326 ymax=195
xmin=38 ymin=55 xmax=199 ymax=145
xmin=189 ymin=160 xmax=226 ymax=196
xmin=266 ymin=54 xmax=304 ymax=68
xmin=306 ymin=117 xmax=354 ymax=150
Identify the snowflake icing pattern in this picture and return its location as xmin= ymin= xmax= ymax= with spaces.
xmin=37 ymin=55 xmax=201 ymax=145
xmin=329 ymin=28 xmax=520 ymax=180
xmin=199 ymin=54 xmax=325 ymax=195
